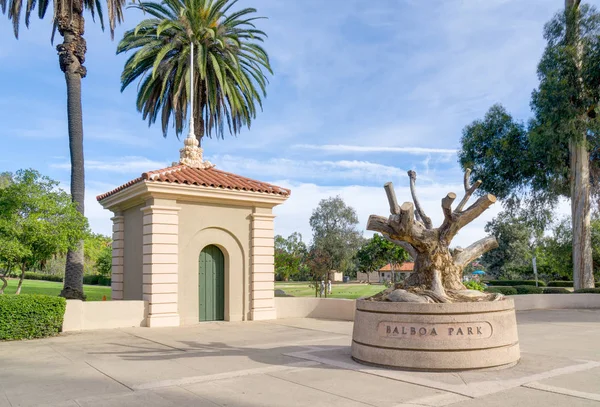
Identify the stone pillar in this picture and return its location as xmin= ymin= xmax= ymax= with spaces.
xmin=141 ymin=202 xmax=181 ymax=327
xmin=250 ymin=209 xmax=276 ymax=320
xmin=111 ymin=213 xmax=125 ymax=301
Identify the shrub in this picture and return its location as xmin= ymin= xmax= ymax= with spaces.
xmin=542 ymin=287 xmax=571 ymax=294
xmin=484 ymin=286 xmax=517 ymax=296
xmin=0 ymin=295 xmax=66 ymax=340
xmin=514 ymin=285 xmax=544 ymax=294
xmin=574 ymin=288 xmax=600 ymax=293
xmin=82 ymin=275 xmax=111 ymax=286
xmin=547 ymin=281 xmax=574 ymax=287
xmin=24 ymin=272 xmax=63 ymax=282
xmin=486 ymin=280 xmax=546 ymax=287
xmin=464 ymin=280 xmax=485 ymax=292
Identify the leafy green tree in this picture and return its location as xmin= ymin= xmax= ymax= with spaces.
xmin=2 ymin=0 xmax=126 ymax=299
xmin=481 ymin=211 xmax=540 ymax=278
xmin=538 ymin=215 xmax=600 ymax=280
xmin=117 ymin=0 xmax=272 ymax=142
xmin=355 ymin=234 xmax=409 ymax=282
xmin=309 ymin=196 xmax=364 ymax=276
xmin=0 ymin=170 xmax=87 ymax=295
xmin=95 ymin=245 xmax=112 ymax=278
xmin=459 ymin=1 xmax=600 ymax=289
xmin=306 ymin=247 xmax=332 ymax=297
xmin=274 ymin=232 xmax=307 ymax=281
xmin=84 ymin=233 xmax=112 ymax=275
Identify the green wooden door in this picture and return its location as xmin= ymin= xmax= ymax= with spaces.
xmin=199 ymin=245 xmax=225 ymax=321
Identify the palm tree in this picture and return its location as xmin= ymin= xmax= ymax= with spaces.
xmin=117 ymin=0 xmax=271 ymax=143
xmin=2 ymin=0 xmax=126 ymax=299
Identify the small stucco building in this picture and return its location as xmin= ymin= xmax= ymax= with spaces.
xmin=97 ymin=137 xmax=290 ymax=327
xmin=378 ymin=262 xmax=414 ymax=282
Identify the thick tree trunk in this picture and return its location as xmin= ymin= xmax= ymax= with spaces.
xmin=0 ymin=274 xmax=7 ymax=294
xmin=570 ymin=139 xmax=594 ymax=289
xmin=57 ymin=3 xmax=87 ymax=300
xmin=565 ymin=0 xmax=594 ymax=290
xmin=15 ymin=265 xmax=25 ymax=295
xmin=405 ymin=249 xmax=465 ymax=295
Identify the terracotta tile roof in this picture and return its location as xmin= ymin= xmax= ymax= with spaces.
xmin=379 ymin=262 xmax=414 ymax=272
xmin=97 ymin=165 xmax=291 ymax=201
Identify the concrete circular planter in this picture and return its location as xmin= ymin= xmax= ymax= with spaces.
xmin=351 ymin=298 xmax=520 ymax=371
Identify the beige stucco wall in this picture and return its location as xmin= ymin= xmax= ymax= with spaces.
xmin=178 ymin=201 xmax=252 ymax=325
xmin=275 ymin=294 xmax=600 ymax=321
xmin=62 ymin=300 xmax=147 ymax=331
xmin=123 ymin=204 xmax=144 ymax=300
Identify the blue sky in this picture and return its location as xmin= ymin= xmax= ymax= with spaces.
xmin=0 ymin=0 xmax=586 ymax=247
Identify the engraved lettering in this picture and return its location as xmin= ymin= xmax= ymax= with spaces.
xmin=402 ymin=326 xmax=407 ymax=335
xmin=457 ymin=327 xmax=464 ymax=335
xmin=477 ymin=326 xmax=482 ymax=335
xmin=448 ymin=328 xmax=454 ymax=335
xmin=467 ymin=327 xmax=473 ymax=335
xmin=410 ymin=327 xmax=416 ymax=335
xmin=419 ymin=327 xmax=427 ymax=335
xmin=393 ymin=327 xmax=399 ymax=334
xmin=431 ymin=328 xmax=437 ymax=336
xmin=386 ymin=326 xmax=391 ymax=334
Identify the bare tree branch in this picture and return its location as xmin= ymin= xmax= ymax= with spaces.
xmin=456 ymin=168 xmax=483 ymax=212
xmin=407 ymin=170 xmax=433 ymax=229
xmin=453 ymin=236 xmax=498 ymax=268
xmin=456 ymin=194 xmax=497 ymax=230
xmin=384 ymin=182 xmax=400 ymax=215
xmin=441 ymin=192 xmax=456 ymax=221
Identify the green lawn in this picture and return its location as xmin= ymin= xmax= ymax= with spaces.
xmin=2 ymin=279 xmax=111 ymax=301
xmin=275 ymin=282 xmax=385 ymax=299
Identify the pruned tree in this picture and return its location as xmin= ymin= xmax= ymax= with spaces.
xmin=367 ymin=170 xmax=499 ymax=303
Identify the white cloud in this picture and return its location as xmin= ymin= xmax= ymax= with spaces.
xmin=51 ymin=156 xmax=169 ymax=173
xmin=210 ymin=154 xmax=408 ymax=184
xmin=294 ymin=144 xmax=457 ymax=155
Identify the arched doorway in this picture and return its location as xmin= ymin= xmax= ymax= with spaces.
xmin=199 ymin=245 xmax=225 ymax=321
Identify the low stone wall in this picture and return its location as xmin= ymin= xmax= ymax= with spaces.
xmin=62 ymin=300 xmax=148 ymax=332
xmin=512 ymin=293 xmax=600 ymax=310
xmin=274 ymin=297 xmax=355 ymax=320
xmin=275 ymin=294 xmax=600 ymax=321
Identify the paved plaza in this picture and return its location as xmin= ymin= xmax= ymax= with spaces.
xmin=1 ymin=309 xmax=600 ymax=406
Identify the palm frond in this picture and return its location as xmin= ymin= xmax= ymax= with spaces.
xmin=118 ymin=0 xmax=271 ymax=140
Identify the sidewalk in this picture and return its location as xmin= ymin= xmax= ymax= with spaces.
xmin=1 ymin=310 xmax=599 ymax=406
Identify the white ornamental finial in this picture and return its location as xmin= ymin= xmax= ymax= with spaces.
xmin=178 ymin=41 xmax=214 ymax=169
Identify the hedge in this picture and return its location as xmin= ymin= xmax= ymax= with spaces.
xmin=542 ymin=287 xmax=571 ymax=294
xmin=21 ymin=272 xmax=110 ymax=286
xmin=514 ymin=285 xmax=544 ymax=294
xmin=486 ymin=280 xmax=546 ymax=287
xmin=484 ymin=286 xmax=517 ymax=296
xmin=24 ymin=272 xmax=63 ymax=282
xmin=547 ymin=281 xmax=572 ymax=287
xmin=574 ymin=288 xmax=600 ymax=294
xmin=82 ymin=275 xmax=111 ymax=286
xmin=0 ymin=295 xmax=66 ymax=340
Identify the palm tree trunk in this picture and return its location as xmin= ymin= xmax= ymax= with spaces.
xmin=57 ymin=2 xmax=87 ymax=300
xmin=570 ymin=139 xmax=594 ymax=289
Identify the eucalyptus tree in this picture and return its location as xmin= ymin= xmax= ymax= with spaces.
xmin=459 ymin=1 xmax=600 ymax=289
xmin=117 ymin=0 xmax=272 ymax=142
xmin=2 ymin=0 xmax=126 ymax=299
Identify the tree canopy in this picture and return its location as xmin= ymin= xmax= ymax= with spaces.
xmin=0 ymin=170 xmax=87 ymax=294
xmin=459 ymin=2 xmax=600 ymax=288
xmin=274 ymin=232 xmax=308 ymax=281
xmin=309 ymin=196 xmax=364 ymax=275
